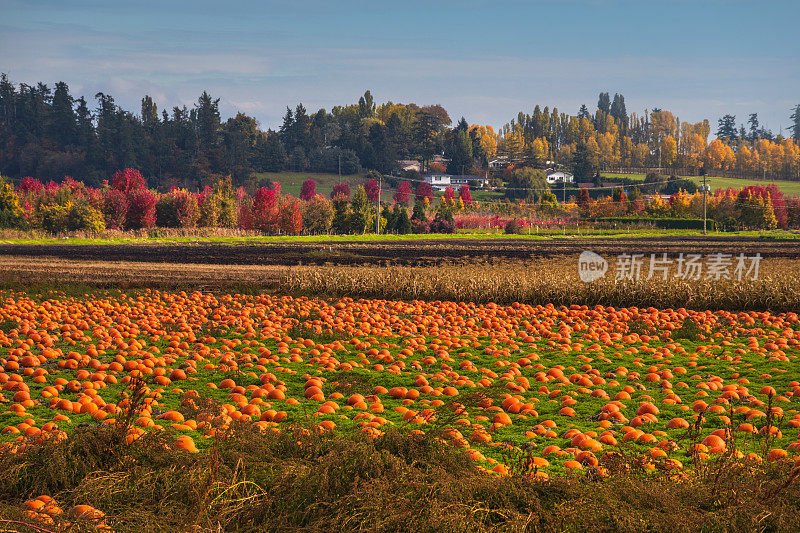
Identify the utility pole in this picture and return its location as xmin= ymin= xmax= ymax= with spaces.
xmin=563 ymin=177 xmax=566 ymax=204
xmin=702 ymin=175 xmax=708 ymax=235
xmin=375 ymin=174 xmax=382 ymax=234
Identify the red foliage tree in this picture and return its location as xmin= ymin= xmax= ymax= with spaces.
xmin=102 ymin=189 xmax=128 ymax=230
xmin=331 ymin=182 xmax=351 ymax=201
xmin=459 ymin=184 xmax=472 ymax=205
xmin=252 ymin=186 xmax=279 ymax=232
xmin=364 ymin=179 xmax=380 ymax=203
xmin=415 ymin=181 xmax=434 ymax=203
xmin=299 ymin=179 xmax=317 ymax=201
xmin=739 ymin=185 xmax=787 ymax=228
xmin=111 ymin=168 xmax=146 ymax=194
xmin=428 ymin=161 xmax=446 ymax=173
xmin=18 ymin=177 xmax=43 ymax=195
xmin=278 ymin=195 xmax=303 ymax=234
xmin=394 ymin=181 xmax=412 ymax=206
xmin=444 ymin=185 xmax=455 ymax=204
xmin=126 ymin=189 xmax=157 ymax=229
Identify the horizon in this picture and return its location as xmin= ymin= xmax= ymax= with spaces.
xmin=2 ymin=0 xmax=798 ymax=136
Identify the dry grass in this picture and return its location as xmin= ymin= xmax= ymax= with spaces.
xmin=1 ymin=422 xmax=799 ymax=533
xmin=280 ymin=257 xmax=800 ymax=312
xmin=1 ymin=255 xmax=798 ymax=311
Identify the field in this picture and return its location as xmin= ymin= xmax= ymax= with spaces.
xmin=601 ymin=172 xmax=800 ymax=196
xmin=253 ymin=171 xmax=369 ymax=197
xmin=2 ymin=237 xmax=800 ymax=532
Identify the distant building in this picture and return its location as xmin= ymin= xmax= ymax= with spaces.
xmin=488 ymin=158 xmax=509 ymax=169
xmin=546 ymin=171 xmax=574 ymax=184
xmin=450 ymin=175 xmax=489 ymax=188
xmin=397 ymin=160 xmax=421 ymax=172
xmin=424 ymin=174 xmax=489 ymax=191
xmin=424 ymin=174 xmax=451 ymax=191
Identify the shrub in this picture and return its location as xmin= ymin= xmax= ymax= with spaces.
xmin=174 ymin=190 xmax=200 ymax=228
xmin=111 ymin=168 xmax=147 ymax=194
xmin=0 ymin=175 xmax=25 ymax=229
xmin=504 ymin=219 xmax=522 ymax=234
xmin=429 ymin=214 xmax=456 ymax=234
xmin=126 ymin=189 xmax=157 ymax=229
xmin=155 ymin=195 xmax=180 ymax=228
xmin=67 ymin=203 xmax=105 ymax=232
xmin=302 ymin=194 xmax=334 ymax=234
xmin=102 ymin=189 xmax=128 ymax=230
xmin=37 ymin=203 xmax=71 ymax=233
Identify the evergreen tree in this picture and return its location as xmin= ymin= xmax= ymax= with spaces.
xmin=597 ymin=92 xmax=611 ymax=115
xmin=790 ymin=104 xmax=800 ymax=143
xmin=349 ymin=185 xmax=371 ymax=234
xmin=716 ymin=114 xmax=738 ymax=142
xmin=49 ymin=81 xmax=76 ymax=147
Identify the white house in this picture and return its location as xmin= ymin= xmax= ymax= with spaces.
xmin=546 ymin=171 xmax=574 ymax=185
xmin=424 ymin=174 xmax=451 ymax=191
xmin=450 ymin=175 xmax=490 ymax=188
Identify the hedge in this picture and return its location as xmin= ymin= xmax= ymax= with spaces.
xmin=593 ymin=217 xmax=716 ymax=230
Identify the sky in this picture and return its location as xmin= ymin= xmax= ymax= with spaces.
xmin=1 ymin=0 xmax=798 ymax=135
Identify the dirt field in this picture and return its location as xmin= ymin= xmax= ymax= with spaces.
xmin=1 ymin=235 xmax=799 ymax=267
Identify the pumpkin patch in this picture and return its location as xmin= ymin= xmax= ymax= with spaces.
xmin=1 ymin=289 xmax=799 ymax=486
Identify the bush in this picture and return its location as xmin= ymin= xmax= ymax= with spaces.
xmin=102 ymin=189 xmax=128 ymax=230
xmin=504 ymin=219 xmax=522 ymax=234
xmin=37 ymin=203 xmax=71 ymax=233
xmin=0 ymin=175 xmax=25 ymax=229
xmin=155 ymin=195 xmax=179 ymax=228
xmin=67 ymin=203 xmax=105 ymax=232
xmin=111 ymin=168 xmax=147 ymax=194
xmin=594 ymin=217 xmax=713 ymax=230
xmin=429 ymin=214 xmax=456 ymax=234
xmin=411 ymin=217 xmax=430 ymax=234
xmin=126 ymin=189 xmax=157 ymax=229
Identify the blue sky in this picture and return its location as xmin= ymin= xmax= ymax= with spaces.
xmin=1 ymin=0 xmax=798 ymax=135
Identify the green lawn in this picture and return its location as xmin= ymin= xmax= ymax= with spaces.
xmin=601 ymin=172 xmax=800 ymax=196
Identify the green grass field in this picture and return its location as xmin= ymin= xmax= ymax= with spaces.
xmin=601 ymin=172 xmax=800 ymax=196
xmin=254 ymin=171 xmax=369 ymax=197
xmin=2 ymin=228 xmax=798 ymax=246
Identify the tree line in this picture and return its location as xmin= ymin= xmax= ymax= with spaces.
xmin=1 ymin=74 xmax=799 ymax=190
